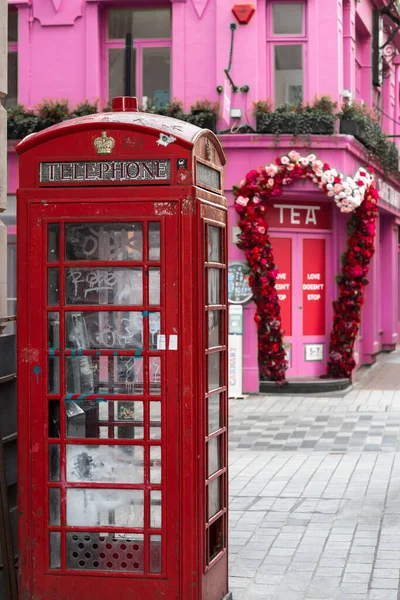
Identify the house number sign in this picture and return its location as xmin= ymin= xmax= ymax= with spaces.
xmin=39 ymin=159 xmax=171 ymax=183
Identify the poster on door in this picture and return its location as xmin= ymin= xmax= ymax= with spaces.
xmin=302 ymin=238 xmax=326 ymax=336
xmin=271 ymin=237 xmax=292 ymax=336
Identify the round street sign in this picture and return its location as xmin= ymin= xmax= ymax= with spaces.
xmin=228 ymin=261 xmax=253 ymax=304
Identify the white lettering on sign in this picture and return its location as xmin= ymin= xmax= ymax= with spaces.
xmin=378 ymin=180 xmax=400 ymax=210
xmin=303 ymin=284 xmax=324 ymax=290
xmin=276 ymin=283 xmax=290 ymax=290
xmin=274 ymin=204 xmax=321 ymax=226
xmin=276 ymin=273 xmax=287 ymax=280
xmin=40 ymin=159 xmax=171 ymax=183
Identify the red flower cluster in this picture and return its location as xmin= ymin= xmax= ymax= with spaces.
xmin=327 ymin=184 xmax=379 ymax=378
xmin=233 ymin=158 xmax=378 ymax=384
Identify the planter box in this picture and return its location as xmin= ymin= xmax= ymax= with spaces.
xmin=255 ymin=114 xmax=273 ymax=133
xmin=307 ymin=117 xmax=334 ymax=134
xmin=340 ymin=119 xmax=360 ymax=137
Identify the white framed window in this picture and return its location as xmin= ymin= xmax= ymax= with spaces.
xmin=268 ymin=2 xmax=306 ymax=107
xmin=103 ymin=7 xmax=172 ymax=109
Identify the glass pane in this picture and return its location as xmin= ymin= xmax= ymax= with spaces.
xmin=149 ymin=268 xmax=160 ymax=305
xmin=49 ymin=402 xmax=60 ymax=438
xmin=65 ymin=356 xmax=144 ymax=395
xmin=208 ymin=436 xmax=221 ymax=477
xmin=65 ymin=223 xmax=143 ymax=261
xmin=48 ymin=312 xmax=60 ymax=349
xmin=150 ymin=491 xmax=162 ymax=528
xmin=66 ymin=532 xmax=144 ymax=572
xmin=50 ymin=532 xmax=61 ymax=569
xmin=142 ymin=47 xmax=171 ymax=108
xmin=66 ymin=445 xmax=144 ymax=483
xmin=66 ymin=268 xmax=143 ymax=306
xmin=208 ymin=352 xmax=220 ymax=392
xmin=49 ymin=488 xmax=61 ymax=525
xmin=150 ymin=402 xmax=161 ymax=440
xmin=108 ymin=48 xmax=136 ymax=100
xmin=148 ymin=223 xmax=160 ymax=261
xmin=150 ymin=535 xmax=162 ymax=573
xmin=4 ymin=52 xmax=18 ymax=109
xmin=208 ymin=226 xmax=221 ymax=262
xmin=149 ymin=312 xmax=161 ymax=350
xmin=48 ymin=357 xmax=60 ymax=394
xmin=66 ymin=311 xmax=143 ymax=349
xmin=48 ymin=224 xmax=59 ymax=262
xmin=149 ymin=357 xmax=161 ymax=395
xmin=208 ymin=310 xmax=221 ymax=348
xmin=108 ymin=8 xmax=171 ymax=39
xmin=8 ymin=11 xmax=18 ymax=43
xmin=274 ymin=45 xmax=303 ymax=106
xmin=66 ymin=400 xmax=144 ymax=439
xmin=66 ymin=489 xmax=144 ymax=527
xmin=49 ymin=445 xmax=60 ymax=481
xmin=48 ymin=269 xmax=59 ymax=305
xmin=208 ymin=478 xmax=221 ymax=520
xmin=273 ymin=3 xmax=303 ymax=34
xmin=208 ymin=269 xmax=220 ymax=305
xmin=150 ymin=446 xmax=161 ymax=484
xmin=208 ymin=394 xmax=221 ymax=434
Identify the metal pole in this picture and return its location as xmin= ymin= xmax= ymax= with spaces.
xmin=124 ymin=32 xmax=133 ymax=96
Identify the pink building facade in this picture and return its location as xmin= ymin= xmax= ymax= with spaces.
xmin=6 ymin=0 xmax=400 ymax=391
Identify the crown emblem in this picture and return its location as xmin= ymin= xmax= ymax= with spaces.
xmin=94 ymin=132 xmax=115 ymax=155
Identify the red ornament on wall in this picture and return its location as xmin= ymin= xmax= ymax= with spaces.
xmin=232 ymin=3 xmax=255 ymax=24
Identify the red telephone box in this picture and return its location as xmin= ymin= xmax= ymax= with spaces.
xmin=16 ymin=97 xmax=231 ymax=600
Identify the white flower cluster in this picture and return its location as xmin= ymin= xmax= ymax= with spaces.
xmin=264 ymin=151 xmax=374 ymax=213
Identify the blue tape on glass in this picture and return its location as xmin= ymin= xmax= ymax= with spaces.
xmin=142 ymin=311 xmax=149 ymax=317
xmin=135 ymin=348 xmax=142 ymax=357
xmin=49 ymin=348 xmax=55 ymax=357
xmin=77 ymin=348 xmax=83 ymax=356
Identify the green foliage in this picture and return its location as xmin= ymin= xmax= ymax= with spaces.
xmin=157 ymin=98 xmax=185 ymax=119
xmin=69 ymin=100 xmax=98 ymax=118
xmin=34 ymin=98 xmax=70 ymax=130
xmin=256 ymin=100 xmax=336 ymax=136
xmin=339 ymin=102 xmax=399 ymax=176
xmin=190 ymin=99 xmax=219 ymax=116
xmin=7 ymin=104 xmax=39 ymax=140
xmin=253 ymin=100 xmax=272 ymax=116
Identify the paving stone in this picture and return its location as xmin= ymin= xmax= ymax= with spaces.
xmin=228 ymin=362 xmax=400 ymax=598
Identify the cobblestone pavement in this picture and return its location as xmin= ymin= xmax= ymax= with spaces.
xmin=228 ymin=349 xmax=400 ymax=599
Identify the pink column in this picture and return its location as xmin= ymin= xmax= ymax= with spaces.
xmin=308 ymin=0 xmax=343 ymax=99
xmin=171 ymin=0 xmax=186 ymax=101
xmin=342 ymin=0 xmax=356 ymax=94
xmin=381 ymin=215 xmax=399 ymax=350
xmin=362 ymin=213 xmax=380 ymax=364
xmin=84 ymin=2 xmax=102 ymax=103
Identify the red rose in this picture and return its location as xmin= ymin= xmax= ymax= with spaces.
xmin=357 ymin=180 xmax=364 ymax=186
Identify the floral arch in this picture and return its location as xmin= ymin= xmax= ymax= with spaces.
xmin=233 ymin=151 xmax=379 ymax=384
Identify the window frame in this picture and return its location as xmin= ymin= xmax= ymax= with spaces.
xmin=101 ymin=7 xmax=172 ymax=107
xmin=267 ymin=1 xmax=307 ymax=108
xmin=7 ymin=7 xmax=18 ymax=108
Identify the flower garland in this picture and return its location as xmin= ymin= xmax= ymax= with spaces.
xmin=233 ymin=151 xmax=378 ymax=384
xmin=327 ymin=186 xmax=378 ymax=377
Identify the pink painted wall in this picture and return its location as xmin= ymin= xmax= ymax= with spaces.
xmin=8 ymin=0 xmax=400 ymax=389
xmin=11 ymin=0 xmax=399 ymax=128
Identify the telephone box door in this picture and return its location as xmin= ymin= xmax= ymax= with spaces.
xmin=22 ymin=199 xmax=179 ymax=599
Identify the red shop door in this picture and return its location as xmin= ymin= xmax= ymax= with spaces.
xmin=24 ymin=201 xmax=179 ymax=599
xmin=271 ymin=233 xmax=331 ymax=378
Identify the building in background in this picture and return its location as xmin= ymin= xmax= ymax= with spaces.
xmin=7 ymin=0 xmax=400 ymax=391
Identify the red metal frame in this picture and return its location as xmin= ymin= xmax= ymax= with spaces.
xmin=16 ymin=103 xmax=229 ymax=600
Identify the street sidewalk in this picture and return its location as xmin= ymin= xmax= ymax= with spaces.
xmin=228 ymin=347 xmax=400 ymax=600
